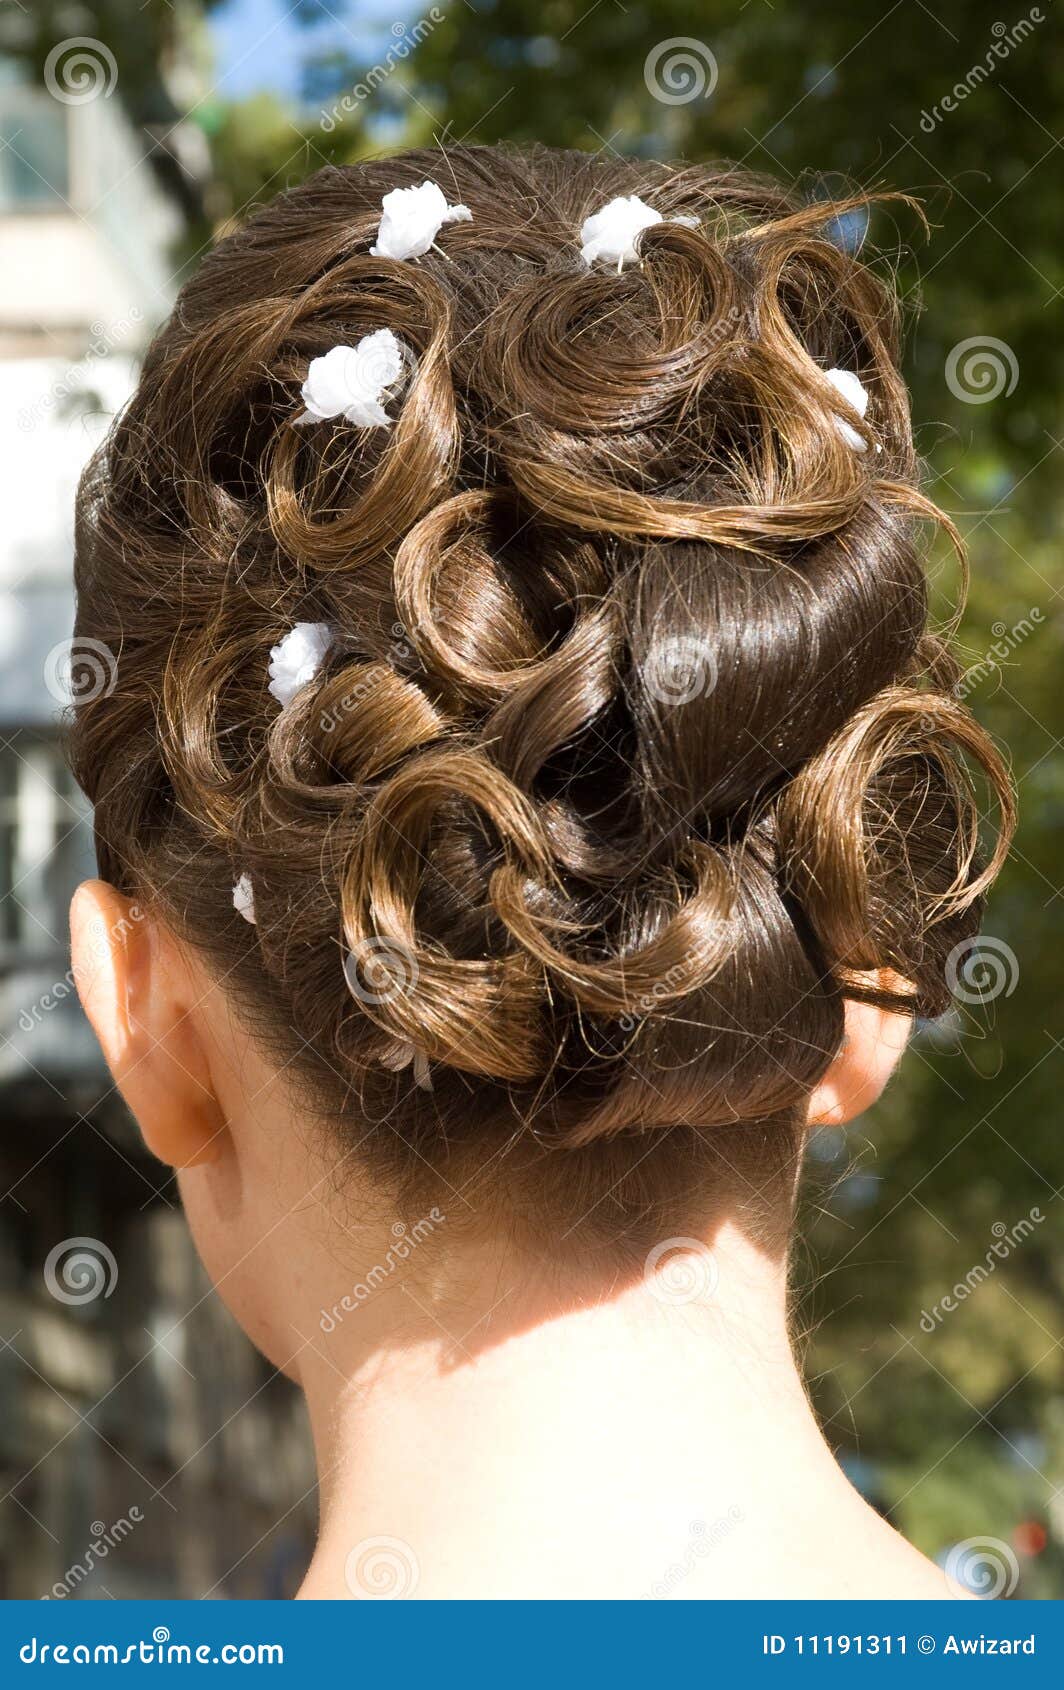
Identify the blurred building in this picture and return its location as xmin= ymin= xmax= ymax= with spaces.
xmin=0 ymin=60 xmax=315 ymax=1599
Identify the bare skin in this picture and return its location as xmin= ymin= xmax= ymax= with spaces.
xmin=72 ymin=878 xmax=952 ymax=1601
xmin=295 ymin=1224 xmax=954 ymax=1600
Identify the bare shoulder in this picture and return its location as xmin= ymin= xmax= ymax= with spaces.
xmin=675 ymin=1501 xmax=962 ymax=1601
xmin=828 ymin=1507 xmax=963 ymax=1601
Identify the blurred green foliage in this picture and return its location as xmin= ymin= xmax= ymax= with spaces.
xmin=12 ymin=0 xmax=1062 ymax=1590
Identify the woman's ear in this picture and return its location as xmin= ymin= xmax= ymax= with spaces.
xmin=806 ymin=993 xmax=913 ymax=1128
xmin=71 ymin=880 xmax=227 ymax=1168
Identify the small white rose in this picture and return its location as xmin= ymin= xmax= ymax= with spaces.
xmin=579 ymin=195 xmax=699 ymax=272
xmin=268 ymin=622 xmax=333 ymax=708
xmin=370 ymin=180 xmax=473 ymax=262
xmin=824 ymin=367 xmax=870 ymax=452
xmin=381 ymin=1039 xmax=433 ymax=1091
xmin=232 ymin=873 xmax=256 ymax=925
xmin=295 ymin=329 xmax=407 ymax=428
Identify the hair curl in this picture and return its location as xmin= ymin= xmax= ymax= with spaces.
xmin=70 ymin=145 xmax=1013 ymax=1247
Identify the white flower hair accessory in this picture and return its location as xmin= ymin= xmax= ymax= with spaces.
xmin=370 ymin=180 xmax=472 ymax=262
xmin=294 ymin=329 xmax=408 ymax=428
xmin=232 ymin=872 xmax=256 ymax=925
xmin=381 ymin=1038 xmax=433 ymax=1091
xmin=579 ymin=195 xmax=699 ymax=272
xmin=824 ymin=367 xmax=871 ymax=452
xmin=268 ymin=622 xmax=333 ymax=708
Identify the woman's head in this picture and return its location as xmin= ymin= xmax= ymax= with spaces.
xmin=68 ymin=145 xmax=1012 ymax=1287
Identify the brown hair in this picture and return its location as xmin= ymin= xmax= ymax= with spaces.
xmin=69 ymin=145 xmax=1013 ymax=1249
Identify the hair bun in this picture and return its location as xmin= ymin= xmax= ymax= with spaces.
xmin=71 ymin=146 xmax=1013 ymax=1235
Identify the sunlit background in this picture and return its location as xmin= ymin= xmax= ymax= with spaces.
xmin=0 ymin=0 xmax=1060 ymax=1600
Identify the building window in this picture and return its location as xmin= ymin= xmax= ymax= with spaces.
xmin=0 ymin=749 xmax=17 ymax=948
xmin=0 ymin=85 xmax=69 ymax=210
xmin=0 ymin=739 xmax=87 ymax=959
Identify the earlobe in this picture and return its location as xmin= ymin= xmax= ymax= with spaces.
xmin=806 ymin=994 xmax=912 ymax=1129
xmin=71 ymin=880 xmax=227 ymax=1168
